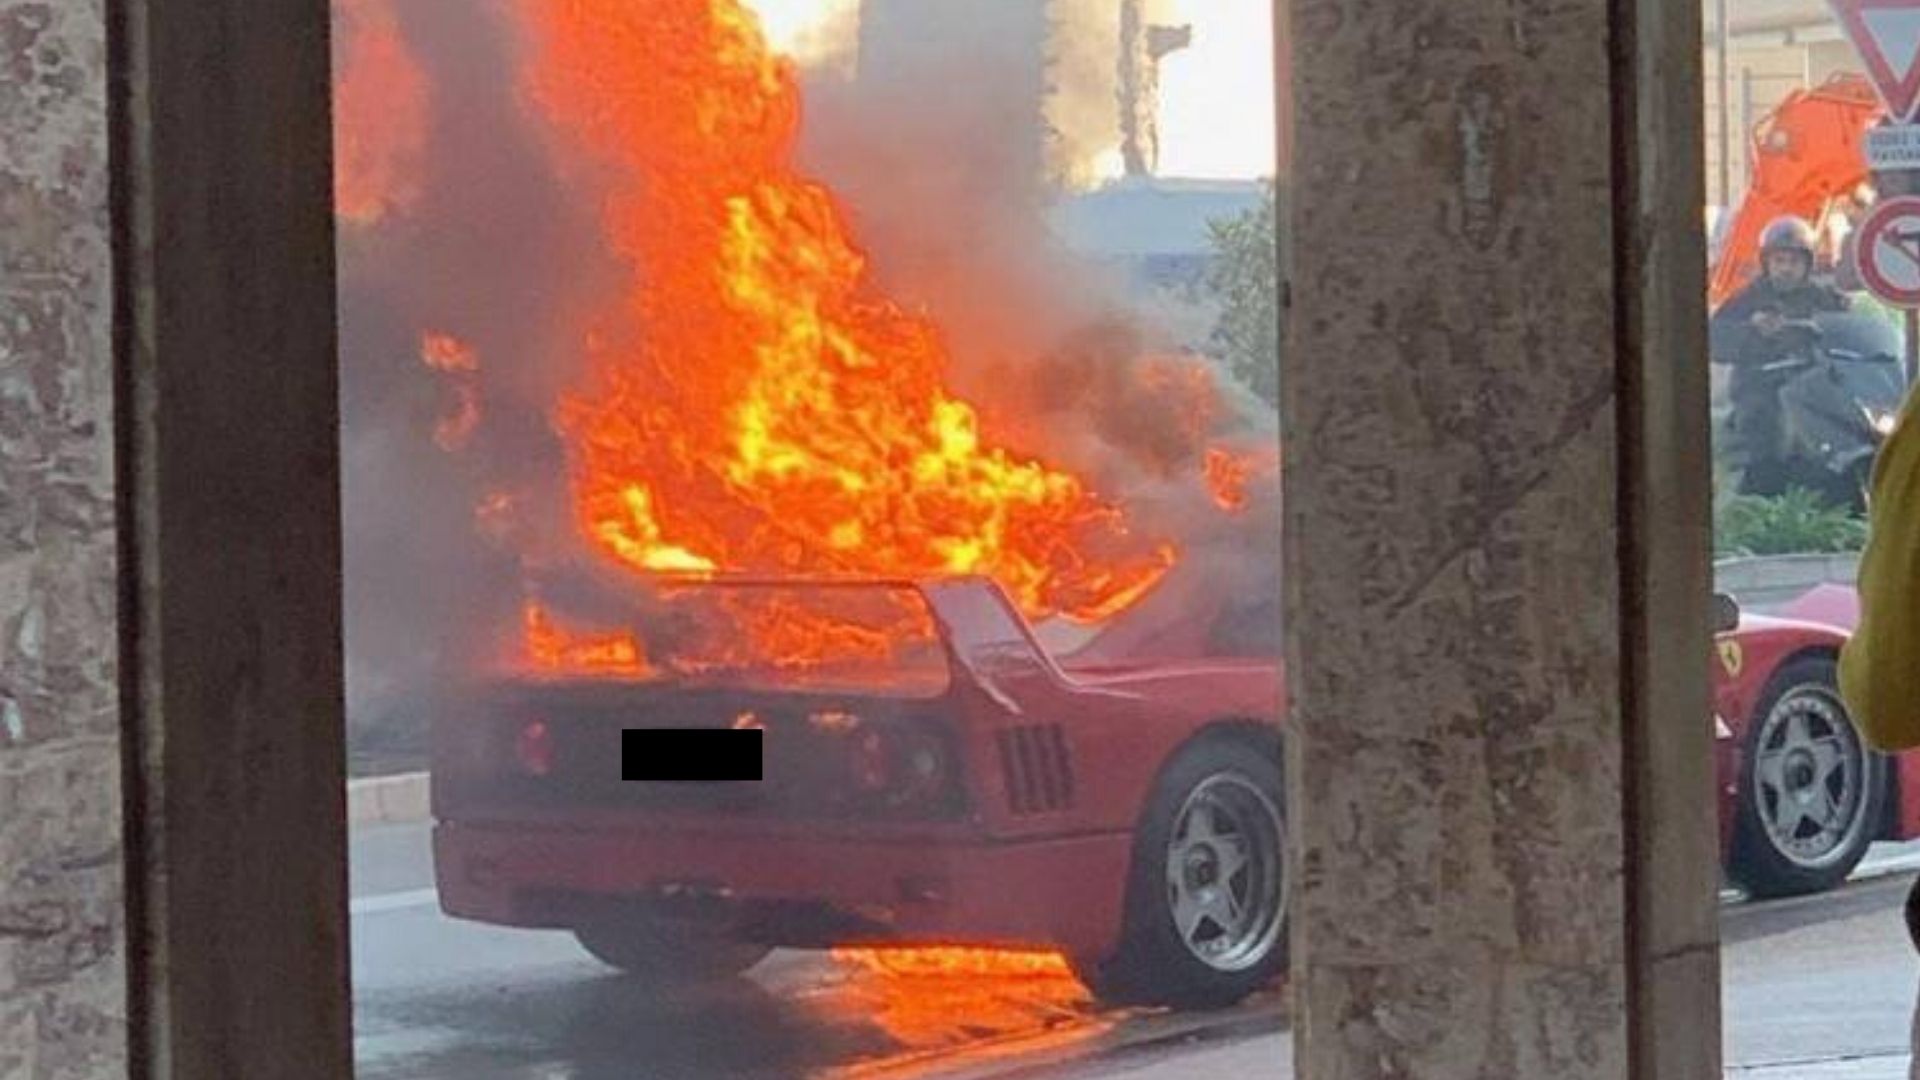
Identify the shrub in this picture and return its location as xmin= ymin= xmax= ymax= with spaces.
xmin=1203 ymin=181 xmax=1281 ymax=409
xmin=1714 ymin=487 xmax=1867 ymax=558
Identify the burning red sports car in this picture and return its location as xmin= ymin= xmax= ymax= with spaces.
xmin=415 ymin=0 xmax=1298 ymax=1007
xmin=434 ymin=575 xmax=1288 ymax=1009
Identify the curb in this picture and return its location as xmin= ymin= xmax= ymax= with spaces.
xmin=1854 ymin=847 xmax=1920 ymax=884
xmin=1714 ymin=553 xmax=1860 ymax=611
xmin=348 ymin=771 xmax=430 ymax=826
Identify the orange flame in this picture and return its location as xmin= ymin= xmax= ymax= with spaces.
xmin=332 ymin=0 xmax=428 ymax=226
xmin=420 ymin=332 xmax=482 ymax=452
xmin=514 ymin=0 xmax=1174 ymax=669
xmin=825 ymin=947 xmax=1097 ymax=1062
xmin=421 ymin=332 xmax=479 ymax=373
xmin=1204 ymin=448 xmax=1251 ymax=513
xmin=832 ymin=947 xmax=1077 ymax=980
xmin=521 ymin=601 xmax=652 ymax=677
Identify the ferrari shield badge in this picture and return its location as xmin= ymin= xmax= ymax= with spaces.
xmin=1718 ymin=639 xmax=1745 ymax=679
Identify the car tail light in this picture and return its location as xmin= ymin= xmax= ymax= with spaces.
xmin=893 ymin=730 xmax=950 ymax=805
xmin=514 ymin=719 xmax=554 ymax=777
xmin=826 ymin=715 xmax=955 ymax=810
xmin=850 ymin=729 xmax=891 ymax=791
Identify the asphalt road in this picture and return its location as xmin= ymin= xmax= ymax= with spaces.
xmin=350 ymin=823 xmax=1920 ymax=1079
xmin=352 ymin=821 xmax=1136 ymax=1080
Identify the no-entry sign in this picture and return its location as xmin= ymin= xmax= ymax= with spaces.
xmin=1832 ymin=0 xmax=1920 ymax=123
xmin=1854 ymin=195 xmax=1920 ymax=306
xmin=1837 ymin=1 xmax=1920 ymax=380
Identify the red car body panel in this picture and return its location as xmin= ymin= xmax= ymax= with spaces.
xmin=435 ymin=820 xmax=1135 ymax=957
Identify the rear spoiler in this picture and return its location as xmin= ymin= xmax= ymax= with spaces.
xmin=666 ymin=573 xmax=1073 ymax=705
xmin=524 ymin=567 xmax=1077 ymax=703
xmin=916 ymin=577 xmax=1071 ymax=707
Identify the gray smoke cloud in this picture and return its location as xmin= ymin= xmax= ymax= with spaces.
xmin=337 ymin=0 xmax=617 ymax=759
xmin=796 ymin=1 xmax=1279 ymax=656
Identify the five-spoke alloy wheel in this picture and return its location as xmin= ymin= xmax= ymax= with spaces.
xmin=1729 ymin=655 xmax=1884 ymax=898
xmin=1077 ymin=734 xmax=1288 ymax=1009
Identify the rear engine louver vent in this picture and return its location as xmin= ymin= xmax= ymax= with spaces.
xmin=995 ymin=724 xmax=1075 ymax=815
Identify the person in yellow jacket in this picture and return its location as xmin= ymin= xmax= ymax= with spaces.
xmin=1842 ymin=391 xmax=1920 ymax=752
xmin=1837 ymin=383 xmax=1918 ymax=1078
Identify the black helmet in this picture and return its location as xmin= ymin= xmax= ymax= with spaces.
xmin=1759 ymin=216 xmax=1817 ymax=259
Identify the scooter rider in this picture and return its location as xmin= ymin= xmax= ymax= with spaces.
xmin=1710 ymin=216 xmax=1850 ymax=488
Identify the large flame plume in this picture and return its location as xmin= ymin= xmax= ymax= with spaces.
xmin=332 ymin=0 xmax=429 ymax=225
xmin=513 ymin=0 xmax=1176 ymax=670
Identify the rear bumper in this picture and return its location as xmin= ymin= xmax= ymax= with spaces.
xmin=433 ymin=820 xmax=1133 ymax=958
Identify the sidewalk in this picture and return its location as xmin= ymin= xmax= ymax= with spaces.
xmin=1031 ymin=1032 xmax=1912 ymax=1079
xmin=1001 ymin=1030 xmax=1293 ymax=1080
xmin=1084 ymin=1033 xmax=1290 ymax=1079
xmin=1728 ymin=1055 xmax=1910 ymax=1078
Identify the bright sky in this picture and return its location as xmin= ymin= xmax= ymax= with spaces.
xmin=743 ymin=0 xmax=1277 ymax=181
xmin=745 ymin=0 xmax=859 ymax=65
xmin=1155 ymin=0 xmax=1276 ymax=179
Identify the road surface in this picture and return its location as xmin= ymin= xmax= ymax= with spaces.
xmin=351 ymin=822 xmax=1920 ymax=1079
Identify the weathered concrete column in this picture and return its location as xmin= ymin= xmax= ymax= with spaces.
xmin=115 ymin=1 xmax=350 ymax=1077
xmin=1283 ymin=0 xmax=1718 ymax=1075
xmin=0 ymin=3 xmax=126 ymax=1076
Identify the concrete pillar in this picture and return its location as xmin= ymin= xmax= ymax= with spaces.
xmin=115 ymin=0 xmax=350 ymax=1076
xmin=1283 ymin=0 xmax=1718 ymax=1076
xmin=0 ymin=2 xmax=125 ymax=1076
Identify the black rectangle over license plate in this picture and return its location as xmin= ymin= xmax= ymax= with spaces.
xmin=622 ymin=728 xmax=763 ymax=782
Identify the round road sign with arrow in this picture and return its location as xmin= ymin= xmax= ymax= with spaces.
xmin=1855 ymin=194 xmax=1920 ymax=307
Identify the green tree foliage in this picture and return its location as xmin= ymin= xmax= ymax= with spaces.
xmin=1203 ymin=182 xmax=1281 ymax=409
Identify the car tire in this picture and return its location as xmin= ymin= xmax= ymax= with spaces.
xmin=1076 ymin=734 xmax=1287 ymax=1010
xmin=573 ymin=916 xmax=772 ymax=982
xmin=1728 ymin=655 xmax=1885 ymax=899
